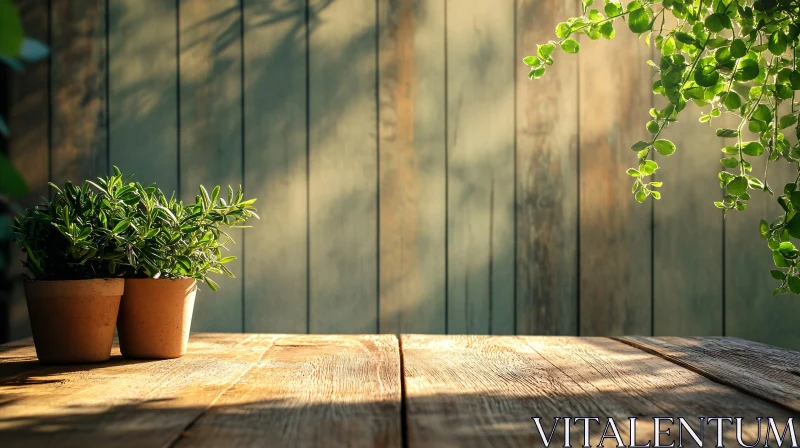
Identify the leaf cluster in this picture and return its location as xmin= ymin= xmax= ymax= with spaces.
xmin=13 ymin=174 xmax=138 ymax=280
xmin=526 ymin=0 xmax=800 ymax=294
xmin=14 ymin=168 xmax=258 ymax=290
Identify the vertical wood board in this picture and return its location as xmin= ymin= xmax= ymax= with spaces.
xmin=446 ymin=0 xmax=515 ymax=335
xmin=378 ymin=0 xmax=446 ymax=334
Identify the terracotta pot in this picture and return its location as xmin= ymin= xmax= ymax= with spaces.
xmin=24 ymin=278 xmax=123 ymax=364
xmin=118 ymin=278 xmax=197 ymax=359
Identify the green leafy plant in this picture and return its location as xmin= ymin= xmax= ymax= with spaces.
xmin=13 ymin=167 xmax=258 ymax=289
xmin=526 ymin=0 xmax=800 ymax=294
xmin=13 ymin=175 xmax=138 ymax=280
xmin=120 ymin=181 xmax=258 ymax=291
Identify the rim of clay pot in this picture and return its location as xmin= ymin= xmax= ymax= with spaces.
xmin=24 ymin=278 xmax=125 ymax=298
xmin=124 ymin=277 xmax=198 ymax=291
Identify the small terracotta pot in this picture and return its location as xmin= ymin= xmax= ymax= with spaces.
xmin=118 ymin=278 xmax=197 ymax=359
xmin=24 ymin=278 xmax=124 ymax=364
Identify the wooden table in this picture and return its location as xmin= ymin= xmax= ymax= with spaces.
xmin=0 ymin=335 xmax=798 ymax=447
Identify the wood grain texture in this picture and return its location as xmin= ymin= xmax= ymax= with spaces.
xmin=515 ymin=0 xmax=578 ymax=335
xmin=308 ymin=0 xmax=378 ymax=333
xmin=446 ymin=0 xmax=515 ymax=335
xmin=402 ymin=335 xmax=793 ymax=447
xmin=5 ymin=0 xmax=49 ymax=341
xmin=50 ymin=0 xmax=107 ymax=186
xmin=619 ymin=336 xmax=800 ymax=413
xmin=0 ymin=334 xmax=276 ymax=447
xmin=653 ymin=100 xmax=723 ymax=336
xmin=378 ymin=0 xmax=446 ymax=334
xmin=174 ymin=335 xmax=402 ymax=448
xmin=179 ymin=0 xmax=243 ymax=332
xmin=108 ymin=0 xmax=178 ymax=193
xmin=242 ymin=0 xmax=308 ymax=333
xmin=578 ymin=24 xmax=652 ymax=336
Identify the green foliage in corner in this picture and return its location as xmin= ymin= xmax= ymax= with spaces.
xmin=526 ymin=0 xmax=800 ymax=294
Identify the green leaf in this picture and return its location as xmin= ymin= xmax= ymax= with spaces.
xmin=760 ymin=219 xmax=771 ymax=238
xmin=204 ymin=277 xmax=219 ymax=292
xmin=628 ymin=7 xmax=651 ymax=34
xmin=704 ymin=13 xmax=731 ymax=33
xmin=674 ymin=32 xmax=695 ymax=45
xmin=729 ymin=39 xmax=747 ymax=58
xmin=555 ymin=22 xmax=571 ymax=39
xmin=789 ymin=276 xmax=800 ymax=294
xmin=735 ymin=59 xmax=759 ymax=81
xmin=522 ymin=56 xmax=538 ymax=66
xmin=0 ymin=0 xmax=24 ymax=57
xmin=774 ymin=251 xmax=790 ymax=268
xmin=742 ymin=141 xmax=765 ymax=157
xmin=694 ymin=64 xmax=719 ymax=87
xmin=561 ymin=38 xmax=580 ymax=54
xmin=653 ymin=139 xmax=676 ymax=156
xmin=716 ymin=128 xmax=739 ymax=138
xmin=770 ymin=270 xmax=786 ymax=280
xmin=604 ymin=2 xmax=621 ymax=16
xmin=723 ymin=92 xmax=742 ymax=110
xmin=626 ymin=168 xmax=641 ymax=177
xmin=768 ymin=30 xmax=787 ymax=56
xmin=780 ymin=114 xmax=798 ymax=130
xmin=640 ymin=160 xmax=658 ymax=175
xmin=529 ymin=66 xmax=546 ymax=79
xmin=537 ymin=43 xmax=555 ymax=60
xmin=791 ymin=71 xmax=800 ymax=90
xmin=752 ymin=104 xmax=772 ymax=122
xmin=111 ymin=220 xmax=131 ymax=235
xmin=631 ymin=141 xmax=650 ymax=151
xmin=0 ymin=153 xmax=28 ymax=197
xmin=646 ymin=121 xmax=660 ymax=134
xmin=787 ymin=215 xmax=800 ymax=239
xmin=720 ymin=157 xmax=739 ymax=168
xmin=599 ymin=21 xmax=615 ymax=39
xmin=635 ymin=188 xmax=647 ymax=202
xmin=727 ymin=176 xmax=748 ymax=196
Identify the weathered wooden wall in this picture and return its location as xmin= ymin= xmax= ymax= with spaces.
xmin=4 ymin=0 xmax=800 ymax=350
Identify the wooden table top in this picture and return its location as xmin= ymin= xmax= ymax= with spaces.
xmin=0 ymin=334 xmax=798 ymax=447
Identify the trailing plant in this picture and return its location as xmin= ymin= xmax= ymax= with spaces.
xmin=526 ymin=0 xmax=800 ymax=295
xmin=13 ymin=174 xmax=138 ymax=280
xmin=121 ymin=181 xmax=258 ymax=291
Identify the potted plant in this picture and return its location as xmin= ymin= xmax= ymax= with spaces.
xmin=12 ymin=174 xmax=138 ymax=363
xmin=115 ymin=183 xmax=257 ymax=359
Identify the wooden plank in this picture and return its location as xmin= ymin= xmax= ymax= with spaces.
xmin=619 ymin=336 xmax=800 ymax=413
xmin=578 ymin=22 xmax=652 ymax=335
xmin=50 ymin=0 xmax=107 ymax=186
xmin=242 ymin=0 xmax=308 ymax=333
xmin=653 ymin=101 xmax=723 ymax=336
xmin=5 ymin=0 xmax=49 ymax=341
xmin=724 ymin=110 xmax=800 ymax=350
xmin=377 ymin=0 xmax=446 ymax=334
xmin=515 ymin=0 xmax=578 ymax=335
xmin=446 ymin=0 xmax=515 ymax=335
xmin=0 ymin=334 xmax=276 ymax=447
xmin=179 ymin=0 xmax=243 ymax=332
xmin=108 ymin=0 xmax=178 ymax=193
xmin=174 ymin=335 xmax=402 ymax=448
xmin=308 ymin=0 xmax=378 ymax=333
xmin=402 ymin=335 xmax=794 ymax=447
